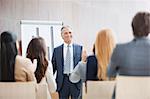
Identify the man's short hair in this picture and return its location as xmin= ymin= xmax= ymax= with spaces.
xmin=61 ymin=25 xmax=72 ymax=33
xmin=132 ymin=12 xmax=150 ymax=37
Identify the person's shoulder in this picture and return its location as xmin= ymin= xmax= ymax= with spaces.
xmin=73 ymin=43 xmax=82 ymax=46
xmin=87 ymin=55 xmax=97 ymax=62
xmin=87 ymin=55 xmax=96 ymax=59
xmin=16 ymin=55 xmax=29 ymax=62
xmin=15 ymin=56 xmax=33 ymax=72
xmin=53 ymin=44 xmax=63 ymax=51
xmin=115 ymin=41 xmax=131 ymax=49
xmin=112 ymin=42 xmax=132 ymax=56
xmin=55 ymin=44 xmax=63 ymax=48
xmin=16 ymin=55 xmax=33 ymax=67
xmin=73 ymin=43 xmax=82 ymax=48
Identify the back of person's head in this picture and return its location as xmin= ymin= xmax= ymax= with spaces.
xmin=26 ymin=37 xmax=48 ymax=83
xmin=132 ymin=11 xmax=150 ymax=37
xmin=95 ymin=29 xmax=116 ymax=80
xmin=1 ymin=31 xmax=17 ymax=81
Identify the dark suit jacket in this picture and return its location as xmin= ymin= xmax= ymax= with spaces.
xmin=108 ymin=37 xmax=150 ymax=77
xmin=86 ymin=55 xmax=99 ymax=81
xmin=51 ymin=43 xmax=82 ymax=91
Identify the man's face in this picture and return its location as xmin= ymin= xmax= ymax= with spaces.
xmin=61 ymin=27 xmax=73 ymax=44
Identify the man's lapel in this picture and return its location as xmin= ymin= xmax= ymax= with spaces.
xmin=60 ymin=44 xmax=64 ymax=71
xmin=73 ymin=44 xmax=76 ymax=68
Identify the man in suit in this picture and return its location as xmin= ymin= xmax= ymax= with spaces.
xmin=51 ymin=26 xmax=82 ymax=99
xmin=107 ymin=12 xmax=150 ymax=77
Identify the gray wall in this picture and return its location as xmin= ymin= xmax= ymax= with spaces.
xmin=0 ymin=0 xmax=150 ymax=54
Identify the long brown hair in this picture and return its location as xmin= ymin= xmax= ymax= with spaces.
xmin=26 ymin=37 xmax=48 ymax=83
xmin=95 ymin=29 xmax=116 ymax=80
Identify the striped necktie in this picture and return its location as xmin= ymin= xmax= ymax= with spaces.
xmin=64 ymin=45 xmax=71 ymax=74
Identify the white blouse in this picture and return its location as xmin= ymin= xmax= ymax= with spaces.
xmin=40 ymin=63 xmax=56 ymax=99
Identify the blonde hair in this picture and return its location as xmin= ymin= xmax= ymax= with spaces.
xmin=95 ymin=29 xmax=116 ymax=80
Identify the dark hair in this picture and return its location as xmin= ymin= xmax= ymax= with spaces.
xmin=1 ymin=31 xmax=17 ymax=82
xmin=61 ymin=25 xmax=72 ymax=33
xmin=26 ymin=37 xmax=48 ymax=83
xmin=132 ymin=12 xmax=150 ymax=37
xmin=92 ymin=44 xmax=95 ymax=54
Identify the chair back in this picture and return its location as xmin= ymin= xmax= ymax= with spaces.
xmin=82 ymin=81 xmax=116 ymax=99
xmin=36 ymin=83 xmax=47 ymax=99
xmin=116 ymin=76 xmax=150 ymax=99
xmin=0 ymin=82 xmax=36 ymax=99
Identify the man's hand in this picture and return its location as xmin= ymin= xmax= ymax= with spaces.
xmin=81 ymin=49 xmax=87 ymax=63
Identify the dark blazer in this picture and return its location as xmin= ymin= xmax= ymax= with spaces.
xmin=108 ymin=37 xmax=150 ymax=77
xmin=52 ymin=43 xmax=82 ymax=91
xmin=86 ymin=55 xmax=99 ymax=81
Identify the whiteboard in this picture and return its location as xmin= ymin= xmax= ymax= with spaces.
xmin=21 ymin=20 xmax=63 ymax=61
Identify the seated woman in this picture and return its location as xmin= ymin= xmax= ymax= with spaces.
xmin=0 ymin=31 xmax=36 ymax=82
xmin=69 ymin=29 xmax=116 ymax=83
xmin=26 ymin=37 xmax=56 ymax=99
